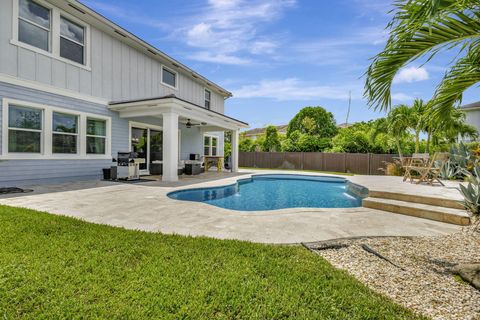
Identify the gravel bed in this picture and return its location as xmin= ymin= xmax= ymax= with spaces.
xmin=310 ymin=227 xmax=480 ymax=320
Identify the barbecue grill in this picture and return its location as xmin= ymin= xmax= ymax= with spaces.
xmin=116 ymin=152 xmax=140 ymax=180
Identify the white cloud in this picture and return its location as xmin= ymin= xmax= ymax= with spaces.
xmin=393 ymin=67 xmax=429 ymax=84
xmin=288 ymin=26 xmax=387 ymax=66
xmin=189 ymin=52 xmax=251 ymax=65
xmin=391 ymin=92 xmax=413 ymax=102
xmin=233 ymin=78 xmax=353 ymax=101
xmin=181 ymin=0 xmax=296 ymax=64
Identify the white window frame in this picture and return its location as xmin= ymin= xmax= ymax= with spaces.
xmin=7 ymin=104 xmax=44 ymax=155
xmin=11 ymin=0 xmax=91 ymax=70
xmin=59 ymin=15 xmax=86 ymax=66
xmin=161 ymin=65 xmax=178 ymax=90
xmin=203 ymin=134 xmax=218 ymax=156
xmin=1 ymin=98 xmax=111 ymax=160
xmin=52 ymin=111 xmax=79 ymax=155
xmin=204 ymin=88 xmax=211 ymax=110
xmin=17 ymin=0 xmax=52 ymax=52
xmin=86 ymin=117 xmax=108 ymax=156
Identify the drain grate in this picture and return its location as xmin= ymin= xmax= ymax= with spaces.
xmin=0 ymin=187 xmax=33 ymax=195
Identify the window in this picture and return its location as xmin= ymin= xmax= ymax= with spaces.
xmin=18 ymin=0 xmax=51 ymax=51
xmin=204 ymin=89 xmax=211 ymax=110
xmin=161 ymin=66 xmax=177 ymax=88
xmin=203 ymin=136 xmax=218 ymax=156
xmin=52 ymin=112 xmax=78 ymax=154
xmin=60 ymin=16 xmax=85 ymax=65
xmin=86 ymin=118 xmax=106 ymax=155
xmin=8 ymin=105 xmax=43 ymax=153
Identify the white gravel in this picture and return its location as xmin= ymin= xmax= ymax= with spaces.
xmin=313 ymin=226 xmax=480 ymax=320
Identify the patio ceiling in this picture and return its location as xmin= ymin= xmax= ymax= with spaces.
xmin=109 ymin=94 xmax=248 ymax=131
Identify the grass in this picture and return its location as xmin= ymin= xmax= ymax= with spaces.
xmin=240 ymin=167 xmax=355 ymax=176
xmin=0 ymin=205 xmax=423 ymax=319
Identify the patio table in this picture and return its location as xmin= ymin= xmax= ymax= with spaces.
xmin=204 ymin=156 xmax=224 ymax=172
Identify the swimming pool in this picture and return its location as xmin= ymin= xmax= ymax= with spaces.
xmin=167 ymin=174 xmax=364 ymax=211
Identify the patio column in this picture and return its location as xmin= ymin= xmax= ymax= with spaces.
xmin=231 ymin=129 xmax=239 ymax=172
xmin=162 ymin=111 xmax=179 ymax=182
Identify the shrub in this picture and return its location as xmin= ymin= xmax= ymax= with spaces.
xmin=459 ymin=164 xmax=480 ymax=230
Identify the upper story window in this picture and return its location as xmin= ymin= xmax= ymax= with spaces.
xmin=13 ymin=0 xmax=90 ymax=68
xmin=204 ymin=89 xmax=211 ymax=110
xmin=161 ymin=66 xmax=177 ymax=89
xmin=60 ymin=16 xmax=85 ymax=65
xmin=18 ymin=0 xmax=51 ymax=51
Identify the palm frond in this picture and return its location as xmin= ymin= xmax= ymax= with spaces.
xmin=365 ymin=9 xmax=480 ymax=111
xmin=430 ymin=40 xmax=480 ymax=118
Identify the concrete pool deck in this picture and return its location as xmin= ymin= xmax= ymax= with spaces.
xmin=0 ymin=170 xmax=465 ymax=244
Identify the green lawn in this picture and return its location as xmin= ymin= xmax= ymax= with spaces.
xmin=0 ymin=205 xmax=422 ymax=319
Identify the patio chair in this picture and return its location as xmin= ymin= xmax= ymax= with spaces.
xmin=403 ymin=153 xmax=430 ymax=182
xmin=408 ymin=152 xmax=449 ymax=186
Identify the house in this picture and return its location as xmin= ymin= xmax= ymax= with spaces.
xmin=243 ymin=125 xmax=288 ymax=140
xmin=0 ymin=0 xmax=248 ymax=185
xmin=460 ymin=101 xmax=480 ymax=141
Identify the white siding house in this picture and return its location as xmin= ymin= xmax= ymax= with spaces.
xmin=461 ymin=101 xmax=480 ymax=142
xmin=0 ymin=0 xmax=248 ymax=185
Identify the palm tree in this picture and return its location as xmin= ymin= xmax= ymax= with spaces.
xmin=387 ymin=105 xmax=412 ymax=159
xmin=364 ymin=0 xmax=480 ymax=118
xmin=371 ymin=106 xmax=411 ymax=158
xmin=410 ymin=99 xmax=428 ymax=153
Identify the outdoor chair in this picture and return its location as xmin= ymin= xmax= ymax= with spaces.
xmin=403 ymin=153 xmax=430 ymax=182
xmin=407 ymin=152 xmax=448 ymax=186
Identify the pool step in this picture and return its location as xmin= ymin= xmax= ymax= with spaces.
xmin=362 ymin=197 xmax=470 ymax=226
xmin=368 ymin=190 xmax=464 ymax=209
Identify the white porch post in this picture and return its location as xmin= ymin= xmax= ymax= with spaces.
xmin=162 ymin=111 xmax=179 ymax=181
xmin=231 ymin=129 xmax=239 ymax=172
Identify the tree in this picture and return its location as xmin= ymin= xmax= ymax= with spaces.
xmin=287 ymin=106 xmax=337 ymax=138
xmin=387 ymin=105 xmax=412 ymax=158
xmin=365 ymin=0 xmax=480 ymax=118
xmin=410 ymin=99 xmax=428 ymax=153
xmin=262 ymin=125 xmax=282 ymax=152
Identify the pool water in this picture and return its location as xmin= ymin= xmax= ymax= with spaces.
xmin=168 ymin=174 xmax=363 ymax=211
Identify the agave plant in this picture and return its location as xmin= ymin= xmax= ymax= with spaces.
xmin=459 ymin=164 xmax=480 ymax=230
xmin=440 ymin=142 xmax=476 ymax=180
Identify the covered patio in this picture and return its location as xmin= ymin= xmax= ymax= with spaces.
xmin=109 ymin=94 xmax=249 ymax=181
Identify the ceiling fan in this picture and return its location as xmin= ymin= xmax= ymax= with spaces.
xmin=185 ymin=119 xmax=204 ymax=128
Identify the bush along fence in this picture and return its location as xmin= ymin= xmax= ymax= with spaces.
xmin=239 ymin=152 xmax=398 ymax=175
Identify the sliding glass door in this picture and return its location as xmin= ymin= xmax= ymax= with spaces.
xmin=130 ymin=127 xmax=148 ymax=171
xmin=130 ymin=126 xmax=163 ymax=174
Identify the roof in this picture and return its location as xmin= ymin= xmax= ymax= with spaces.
xmin=244 ymin=125 xmax=288 ymax=136
xmin=461 ymin=101 xmax=480 ymax=111
xmin=60 ymin=0 xmax=232 ymax=98
xmin=336 ymin=122 xmax=354 ymax=128
xmin=109 ymin=94 xmax=249 ymax=127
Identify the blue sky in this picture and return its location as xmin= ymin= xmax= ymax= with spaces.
xmin=82 ymin=0 xmax=479 ymax=129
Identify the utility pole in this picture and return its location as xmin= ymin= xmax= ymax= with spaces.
xmin=345 ymin=90 xmax=351 ymax=125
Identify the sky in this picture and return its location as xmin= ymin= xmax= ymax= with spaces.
xmin=82 ymin=0 xmax=479 ymax=129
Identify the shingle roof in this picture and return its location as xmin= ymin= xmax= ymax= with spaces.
xmin=461 ymin=101 xmax=480 ymax=110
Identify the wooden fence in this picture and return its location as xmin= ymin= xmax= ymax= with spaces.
xmin=239 ymin=152 xmax=397 ymax=175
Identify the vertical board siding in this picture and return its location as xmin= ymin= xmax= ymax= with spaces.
xmin=239 ymin=152 xmax=396 ymax=175
xmin=0 ymin=2 xmax=226 ymax=113
xmin=0 ymin=82 xmax=130 ymax=184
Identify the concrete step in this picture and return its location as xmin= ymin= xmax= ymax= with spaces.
xmin=368 ymin=190 xmax=464 ymax=210
xmin=363 ymin=197 xmax=470 ymax=226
